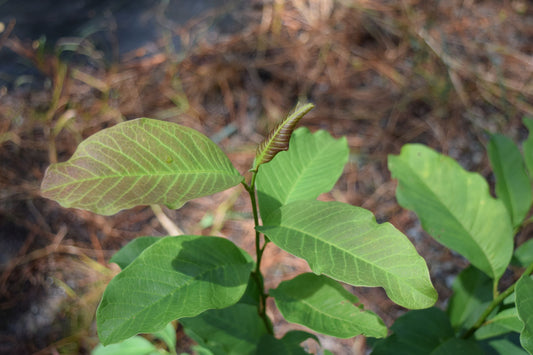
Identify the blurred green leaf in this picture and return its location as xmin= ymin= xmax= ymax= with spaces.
xmin=256 ymin=334 xmax=312 ymax=355
xmin=371 ymin=307 xmax=482 ymax=355
xmin=256 ymin=128 xmax=349 ymax=222
xmin=475 ymin=308 xmax=523 ymax=340
xmin=512 ymin=239 xmax=533 ymax=267
xmin=91 ymin=336 xmax=158 ymax=355
xmin=257 ymin=200 xmax=437 ymax=309
xmin=388 ymin=144 xmax=513 ymax=281
xmin=181 ymin=303 xmax=268 ymax=355
xmin=447 ymin=266 xmax=493 ymax=331
xmin=516 ymin=275 xmax=533 ymax=353
xmin=41 ymin=118 xmax=243 ymax=215
xmin=488 ymin=134 xmax=532 ymax=228
xmin=110 ymin=236 xmax=161 ymax=269
xmin=270 ymin=273 xmax=387 ymax=338
xmin=522 ymin=117 xmax=533 ymax=181
xmin=97 ymin=236 xmax=253 ymax=345
xmin=153 ymin=323 xmax=177 ymax=354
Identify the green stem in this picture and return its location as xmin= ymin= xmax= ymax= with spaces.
xmin=242 ymin=173 xmax=273 ymax=334
xmin=462 ymin=261 xmax=533 ymax=339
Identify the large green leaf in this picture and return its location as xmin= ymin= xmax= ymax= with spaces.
xmin=522 ymin=117 xmax=533 ymax=181
xmin=257 ymin=200 xmax=437 ymax=309
xmin=480 ymin=334 xmax=529 ymax=355
xmin=388 ymin=144 xmax=513 ymax=280
xmin=256 ymin=128 xmax=349 ymax=222
xmin=371 ymin=308 xmax=483 ymax=355
xmin=41 ymin=118 xmax=243 ymax=215
xmin=270 ymin=273 xmax=387 ymax=338
xmin=96 ymin=235 xmax=253 ymax=345
xmin=488 ymin=134 xmax=532 ymax=228
xmin=447 ymin=266 xmax=493 ymax=331
xmin=516 ymin=275 xmax=533 ymax=354
xmin=181 ymin=303 xmax=268 ymax=355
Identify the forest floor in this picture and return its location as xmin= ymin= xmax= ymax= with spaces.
xmin=1 ymin=0 xmax=533 ymax=354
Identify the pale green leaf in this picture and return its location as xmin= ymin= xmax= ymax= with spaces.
xmin=110 ymin=236 xmax=161 ymax=269
xmin=270 ymin=273 xmax=387 ymax=338
xmin=153 ymin=323 xmax=177 ymax=354
xmin=91 ymin=336 xmax=158 ymax=355
xmin=488 ymin=134 xmax=532 ymax=228
xmin=96 ymin=235 xmax=253 ymax=345
xmin=447 ymin=266 xmax=493 ymax=331
xmin=181 ymin=303 xmax=267 ymax=355
xmin=480 ymin=334 xmax=528 ymax=355
xmin=256 ymin=128 xmax=349 ymax=222
xmin=41 ymin=118 xmax=243 ymax=215
xmin=475 ymin=308 xmax=523 ymax=340
xmin=516 ymin=275 xmax=533 ymax=354
xmin=257 ymin=200 xmax=437 ymax=309
xmin=388 ymin=144 xmax=513 ymax=280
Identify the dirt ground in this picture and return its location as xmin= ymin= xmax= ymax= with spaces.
xmin=1 ymin=0 xmax=533 ymax=354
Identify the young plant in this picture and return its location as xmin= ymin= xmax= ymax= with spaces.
xmin=374 ymin=120 xmax=533 ymax=354
xmin=41 ymin=103 xmax=438 ymax=353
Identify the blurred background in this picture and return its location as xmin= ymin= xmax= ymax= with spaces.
xmin=1 ymin=0 xmax=532 ymax=353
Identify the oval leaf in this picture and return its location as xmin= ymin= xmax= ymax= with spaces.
xmin=253 ymin=102 xmax=314 ymax=170
xmin=488 ymin=134 xmax=532 ymax=228
xmin=516 ymin=275 xmax=533 ymax=354
xmin=257 ymin=200 xmax=437 ymax=309
xmin=388 ymin=144 xmax=513 ymax=280
xmin=96 ymin=235 xmax=253 ymax=345
xmin=270 ymin=273 xmax=387 ymax=338
xmin=256 ymin=127 xmax=349 ymax=222
xmin=41 ymin=118 xmax=243 ymax=215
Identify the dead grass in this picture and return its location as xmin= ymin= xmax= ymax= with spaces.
xmin=1 ymin=0 xmax=532 ymax=353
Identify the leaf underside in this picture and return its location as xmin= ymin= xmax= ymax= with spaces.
xmin=257 ymin=200 xmax=437 ymax=309
xmin=271 ymin=273 xmax=387 ymax=338
xmin=41 ymin=118 xmax=243 ymax=215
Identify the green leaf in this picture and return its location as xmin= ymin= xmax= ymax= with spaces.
xmin=522 ymin=117 xmax=533 ymax=180
xmin=41 ymin=118 xmax=243 ymax=215
xmin=257 ymin=200 xmax=437 ymax=309
xmin=488 ymin=134 xmax=532 ymax=228
xmin=256 ymin=128 xmax=349 ymax=222
xmin=270 ymin=273 xmax=387 ymax=338
xmin=480 ymin=333 xmax=529 ymax=355
xmin=388 ymin=144 xmax=513 ymax=280
xmin=447 ymin=266 xmax=493 ymax=331
xmin=110 ymin=236 xmax=161 ymax=269
xmin=513 ymin=239 xmax=533 ymax=267
xmin=153 ymin=323 xmax=177 ymax=354
xmin=431 ymin=338 xmax=484 ymax=355
xmin=91 ymin=336 xmax=158 ymax=355
xmin=371 ymin=307 xmax=482 ymax=355
xmin=516 ymin=275 xmax=533 ymax=353
xmin=96 ymin=235 xmax=253 ymax=345
xmin=475 ymin=308 xmax=523 ymax=340
xmin=181 ymin=303 xmax=268 ymax=355
xmin=254 ymin=102 xmax=314 ymax=170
